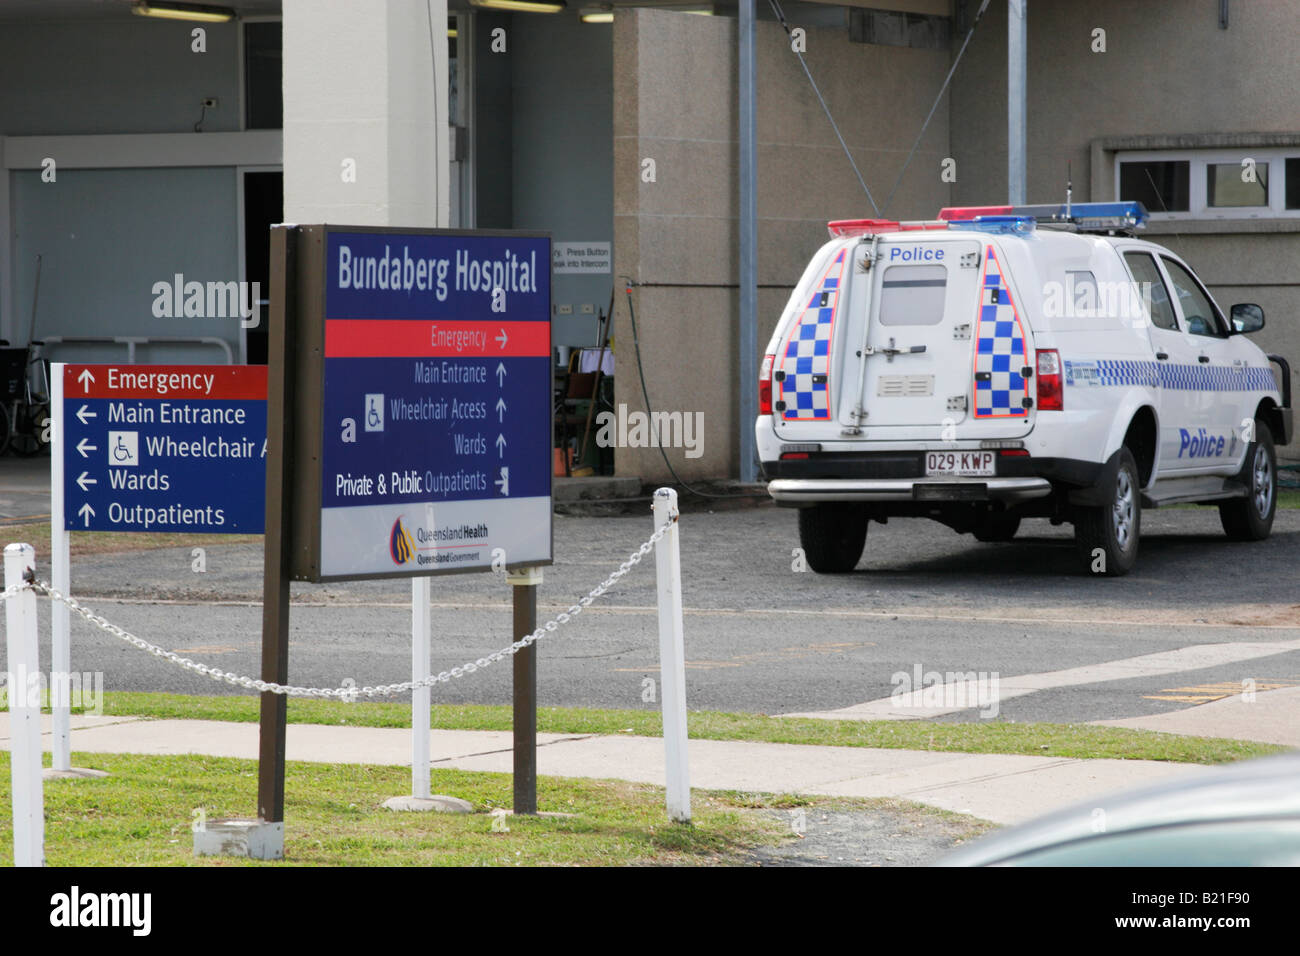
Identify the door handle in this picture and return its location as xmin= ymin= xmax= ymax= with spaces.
xmin=1198 ymin=355 xmax=1211 ymax=364
xmin=1155 ymin=352 xmax=1169 ymax=360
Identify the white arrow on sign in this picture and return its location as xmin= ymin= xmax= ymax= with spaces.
xmin=78 ymin=369 xmax=95 ymax=392
xmin=496 ymin=328 xmax=508 ymax=349
xmin=76 ymin=438 xmax=97 ymax=458
xmin=76 ymin=472 xmax=97 ymax=491
xmin=78 ymin=503 xmax=95 ymax=527
xmin=495 ymin=362 xmax=507 ymax=387
xmin=495 ymin=466 xmax=509 ymax=497
xmin=76 ymin=404 xmax=97 ymax=425
xmin=496 ymin=397 xmax=507 ymax=423
xmin=495 ymin=433 xmax=507 ymax=458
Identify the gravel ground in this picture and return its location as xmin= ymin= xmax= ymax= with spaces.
xmin=746 ymin=803 xmax=993 ymax=867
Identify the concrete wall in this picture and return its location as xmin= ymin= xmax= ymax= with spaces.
xmin=950 ymin=0 xmax=1300 ymax=455
xmin=10 ymin=167 xmax=240 ymax=363
xmin=0 ymin=17 xmax=241 ymax=136
xmin=612 ymin=8 xmax=953 ymax=481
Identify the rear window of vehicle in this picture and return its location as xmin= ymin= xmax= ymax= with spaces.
xmin=878 ymin=264 xmax=946 ymax=326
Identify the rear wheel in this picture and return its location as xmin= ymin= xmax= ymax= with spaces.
xmin=798 ymin=503 xmax=868 ymax=573
xmin=1074 ymin=447 xmax=1140 ymax=577
xmin=973 ymin=513 xmax=1020 ymax=542
xmin=8 ymin=402 xmax=48 ymax=457
xmin=1219 ymin=420 xmax=1276 ymax=541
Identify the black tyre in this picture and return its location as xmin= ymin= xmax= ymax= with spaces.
xmin=0 ymin=405 xmax=10 ymax=457
xmin=1220 ymin=420 xmax=1276 ymax=541
xmin=973 ymin=513 xmax=1021 ymax=542
xmin=798 ymin=503 xmax=868 ymax=573
xmin=1073 ymin=447 xmax=1141 ymax=577
xmin=9 ymin=403 xmax=49 ymax=457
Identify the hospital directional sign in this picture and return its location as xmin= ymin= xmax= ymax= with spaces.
xmin=62 ymin=364 xmax=267 ymax=533
xmin=283 ymin=226 xmax=553 ymax=581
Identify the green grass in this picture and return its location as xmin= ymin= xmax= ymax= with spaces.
xmin=0 ymin=751 xmax=796 ymax=866
xmin=92 ymin=692 xmax=1286 ymax=765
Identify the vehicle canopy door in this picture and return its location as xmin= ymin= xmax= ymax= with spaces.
xmin=837 ymin=236 xmax=1022 ymax=437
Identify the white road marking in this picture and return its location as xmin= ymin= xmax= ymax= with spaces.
xmin=784 ymin=639 xmax=1300 ymax=720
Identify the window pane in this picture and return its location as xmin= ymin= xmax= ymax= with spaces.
xmin=878 ymin=264 xmax=946 ymax=326
xmin=1161 ymin=257 xmax=1223 ymax=336
xmin=1066 ymin=270 xmax=1098 ymax=317
xmin=1122 ymin=253 xmax=1177 ymax=331
xmin=1287 ymin=158 xmax=1300 ymax=210
xmin=1119 ymin=161 xmax=1189 ymax=213
xmin=245 ymin=22 xmax=283 ymax=130
xmin=1207 ymin=162 xmax=1268 ymax=207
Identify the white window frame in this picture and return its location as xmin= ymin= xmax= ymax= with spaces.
xmin=1114 ymin=147 xmax=1300 ymax=221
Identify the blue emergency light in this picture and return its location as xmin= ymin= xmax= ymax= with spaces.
xmin=947 ymin=215 xmax=1036 ymax=236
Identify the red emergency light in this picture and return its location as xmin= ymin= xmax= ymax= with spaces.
xmin=937 ymin=205 xmax=1013 ymax=221
xmin=827 ymin=218 xmax=951 ymax=238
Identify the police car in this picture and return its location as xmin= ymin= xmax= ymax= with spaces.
xmin=756 ymin=201 xmax=1292 ymax=576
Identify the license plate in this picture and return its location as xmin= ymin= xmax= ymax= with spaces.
xmin=925 ymin=451 xmax=996 ymax=477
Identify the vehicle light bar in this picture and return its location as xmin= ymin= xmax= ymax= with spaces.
xmin=938 ymin=201 xmax=1149 ymax=231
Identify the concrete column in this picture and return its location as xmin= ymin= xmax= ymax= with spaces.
xmin=1007 ymin=0 xmax=1026 ymax=205
xmin=282 ymin=0 xmax=449 ymax=228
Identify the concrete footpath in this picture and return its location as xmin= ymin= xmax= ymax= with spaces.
xmin=2 ymin=713 xmax=1219 ymax=826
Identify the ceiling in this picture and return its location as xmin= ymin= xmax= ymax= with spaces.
xmin=0 ymin=0 xmax=282 ymax=20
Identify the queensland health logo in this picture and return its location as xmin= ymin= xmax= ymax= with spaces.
xmin=389 ymin=517 xmax=415 ymax=565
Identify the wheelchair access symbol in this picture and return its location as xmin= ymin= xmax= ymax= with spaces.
xmin=107 ymin=431 xmax=139 ymax=467
xmin=364 ymin=394 xmax=384 ymax=433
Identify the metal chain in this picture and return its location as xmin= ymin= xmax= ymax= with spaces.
xmin=25 ymin=511 xmax=678 ymax=700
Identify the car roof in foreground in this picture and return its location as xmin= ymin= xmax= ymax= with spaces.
xmin=936 ymin=751 xmax=1300 ymax=867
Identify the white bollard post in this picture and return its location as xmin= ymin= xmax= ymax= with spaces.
xmin=652 ymin=488 xmax=691 ymax=823
xmin=50 ymin=365 xmax=71 ymax=771
xmin=4 ymin=543 xmax=45 ymax=866
xmin=411 ymin=576 xmax=432 ymax=800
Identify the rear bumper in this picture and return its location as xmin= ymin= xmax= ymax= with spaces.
xmin=767 ymin=477 xmax=1054 ymax=504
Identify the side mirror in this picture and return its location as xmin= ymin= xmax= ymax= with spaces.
xmin=1230 ymin=303 xmax=1265 ymax=334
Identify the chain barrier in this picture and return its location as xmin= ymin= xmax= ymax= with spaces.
xmin=15 ymin=510 xmax=678 ymax=700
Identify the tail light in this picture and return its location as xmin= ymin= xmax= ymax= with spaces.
xmin=1037 ymin=349 xmax=1063 ymax=411
xmin=759 ymin=353 xmax=775 ymax=416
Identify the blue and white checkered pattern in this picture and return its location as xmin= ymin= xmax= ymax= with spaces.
xmin=973 ymin=247 xmax=1030 ymax=418
xmin=780 ymin=249 xmax=847 ymax=420
xmin=1090 ymin=360 xmax=1277 ymax=392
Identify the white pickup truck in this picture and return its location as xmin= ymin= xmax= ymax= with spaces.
xmin=756 ymin=202 xmax=1292 ymax=576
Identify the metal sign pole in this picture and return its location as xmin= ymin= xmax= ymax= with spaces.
xmin=508 ymin=566 xmax=542 ymax=815
xmin=49 ymin=364 xmax=71 ymax=771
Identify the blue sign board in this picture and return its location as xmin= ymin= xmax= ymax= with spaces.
xmin=61 ymin=364 xmax=267 ymax=533
xmin=315 ymin=228 xmax=552 ymax=578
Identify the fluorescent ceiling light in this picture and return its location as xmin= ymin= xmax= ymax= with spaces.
xmin=580 ymin=5 xmax=613 ymax=22
xmin=132 ymin=2 xmax=235 ymax=22
xmin=468 ymin=0 xmax=566 ymax=12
